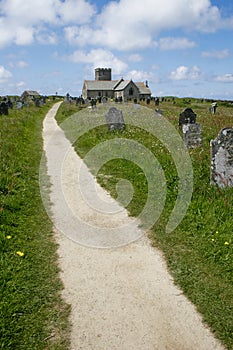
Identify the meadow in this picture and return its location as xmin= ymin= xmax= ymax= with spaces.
xmin=0 ymin=100 xmax=70 ymax=349
xmin=56 ymin=98 xmax=233 ymax=349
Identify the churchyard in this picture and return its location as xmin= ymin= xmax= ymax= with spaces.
xmin=0 ymin=96 xmax=232 ymax=349
xmin=56 ymin=97 xmax=233 ymax=349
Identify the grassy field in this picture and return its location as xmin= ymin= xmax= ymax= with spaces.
xmin=56 ymin=98 xmax=233 ymax=349
xmin=0 ymin=100 xmax=70 ymax=349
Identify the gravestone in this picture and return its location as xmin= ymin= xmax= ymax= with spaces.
xmin=134 ymin=103 xmax=140 ymax=110
xmin=105 ymin=107 xmax=125 ymax=131
xmin=16 ymin=101 xmax=23 ymax=109
xmin=179 ymin=108 xmax=196 ymax=128
xmin=182 ymin=123 xmax=202 ymax=148
xmin=210 ymin=102 xmax=217 ymax=114
xmin=155 ymin=109 xmax=163 ymax=115
xmin=210 ymin=127 xmax=233 ymax=187
xmin=102 ymin=96 xmax=107 ymax=104
xmin=0 ymin=102 xmax=8 ymax=115
xmin=34 ymin=98 xmax=40 ymax=107
xmin=155 ymin=97 xmax=159 ymax=106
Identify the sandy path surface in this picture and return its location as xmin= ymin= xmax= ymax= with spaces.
xmin=42 ymin=102 xmax=225 ymax=350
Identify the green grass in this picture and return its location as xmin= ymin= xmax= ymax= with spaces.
xmin=0 ymin=100 xmax=70 ymax=349
xmin=56 ymin=99 xmax=233 ymax=349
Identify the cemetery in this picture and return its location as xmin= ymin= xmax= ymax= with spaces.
xmin=1 ymin=94 xmax=233 ymax=349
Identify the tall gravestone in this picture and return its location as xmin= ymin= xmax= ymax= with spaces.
xmin=179 ymin=108 xmax=196 ymax=128
xmin=210 ymin=127 xmax=233 ymax=187
xmin=105 ymin=107 xmax=125 ymax=131
xmin=182 ymin=123 xmax=202 ymax=148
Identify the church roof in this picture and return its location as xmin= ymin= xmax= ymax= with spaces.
xmin=134 ymin=82 xmax=151 ymax=94
xmin=84 ymin=80 xmax=118 ymax=90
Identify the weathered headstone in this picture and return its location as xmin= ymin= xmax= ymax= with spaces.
xmin=210 ymin=102 xmax=217 ymax=114
xmin=16 ymin=101 xmax=23 ymax=109
xmin=155 ymin=109 xmax=163 ymax=115
xmin=210 ymin=127 xmax=233 ymax=187
xmin=182 ymin=123 xmax=202 ymax=148
xmin=0 ymin=102 xmax=8 ymax=115
xmin=105 ymin=107 xmax=125 ymax=131
xmin=102 ymin=96 xmax=107 ymax=104
xmin=179 ymin=108 xmax=196 ymax=128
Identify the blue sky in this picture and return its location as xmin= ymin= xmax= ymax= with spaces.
xmin=1 ymin=0 xmax=233 ymax=99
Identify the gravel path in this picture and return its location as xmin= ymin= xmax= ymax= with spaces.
xmin=42 ymin=102 xmax=225 ymax=350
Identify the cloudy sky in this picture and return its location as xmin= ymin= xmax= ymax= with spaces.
xmin=1 ymin=0 xmax=233 ymax=99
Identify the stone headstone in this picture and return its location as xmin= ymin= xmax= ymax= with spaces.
xmin=34 ymin=98 xmax=40 ymax=107
xmin=210 ymin=102 xmax=217 ymax=114
xmin=16 ymin=101 xmax=23 ymax=109
xmin=105 ymin=107 xmax=125 ymax=131
xmin=210 ymin=127 xmax=233 ymax=187
xmin=102 ymin=96 xmax=107 ymax=104
xmin=155 ymin=109 xmax=163 ymax=115
xmin=0 ymin=102 xmax=8 ymax=115
xmin=182 ymin=123 xmax=202 ymax=148
xmin=179 ymin=108 xmax=196 ymax=128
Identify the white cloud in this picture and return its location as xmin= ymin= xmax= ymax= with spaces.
xmin=169 ymin=65 xmax=202 ymax=80
xmin=0 ymin=65 xmax=12 ymax=82
xmin=67 ymin=49 xmax=128 ymax=74
xmin=9 ymin=60 xmax=28 ymax=68
xmin=0 ymin=0 xmax=96 ymax=47
xmin=128 ymin=54 xmax=143 ymax=62
xmin=16 ymin=81 xmax=26 ymax=87
xmin=125 ymin=70 xmax=152 ymax=81
xmin=201 ymin=49 xmax=230 ymax=59
xmin=159 ymin=37 xmax=196 ymax=50
xmin=37 ymin=32 xmax=58 ymax=45
xmin=62 ymin=0 xmax=227 ymax=51
xmin=214 ymin=74 xmax=233 ymax=83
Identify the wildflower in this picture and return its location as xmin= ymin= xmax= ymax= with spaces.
xmin=224 ymin=241 xmax=229 ymax=245
xmin=6 ymin=235 xmax=12 ymax=239
xmin=216 ymin=231 xmax=219 ymax=234
xmin=211 ymin=238 xmax=215 ymax=242
xmin=16 ymin=251 xmax=24 ymax=257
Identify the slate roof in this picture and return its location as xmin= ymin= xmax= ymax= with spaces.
xmin=114 ymin=80 xmax=137 ymax=91
xmin=22 ymin=90 xmax=40 ymax=96
xmin=134 ymin=82 xmax=151 ymax=94
xmin=84 ymin=80 xmax=118 ymax=91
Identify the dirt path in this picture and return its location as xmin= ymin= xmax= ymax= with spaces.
xmin=42 ymin=102 xmax=225 ymax=350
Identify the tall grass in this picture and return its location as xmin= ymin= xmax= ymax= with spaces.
xmin=0 ymin=101 xmax=70 ymax=349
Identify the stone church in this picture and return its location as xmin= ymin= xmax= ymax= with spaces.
xmin=82 ymin=68 xmax=151 ymax=101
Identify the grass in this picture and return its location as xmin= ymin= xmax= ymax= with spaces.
xmin=56 ymin=98 xmax=233 ymax=349
xmin=0 ymin=100 xmax=70 ymax=349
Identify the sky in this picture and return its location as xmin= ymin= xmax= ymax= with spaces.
xmin=1 ymin=0 xmax=233 ymax=99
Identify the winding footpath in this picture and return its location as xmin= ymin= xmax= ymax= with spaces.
xmin=42 ymin=102 xmax=225 ymax=350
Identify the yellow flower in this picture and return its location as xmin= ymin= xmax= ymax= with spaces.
xmin=211 ymin=238 xmax=215 ymax=242
xmin=6 ymin=235 xmax=12 ymax=239
xmin=224 ymin=242 xmax=229 ymax=245
xmin=16 ymin=251 xmax=24 ymax=257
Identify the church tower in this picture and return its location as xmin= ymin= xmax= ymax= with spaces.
xmin=95 ymin=68 xmax=112 ymax=81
